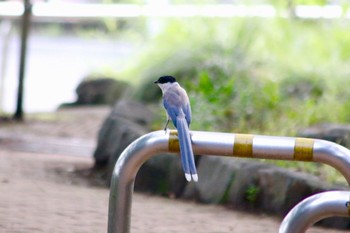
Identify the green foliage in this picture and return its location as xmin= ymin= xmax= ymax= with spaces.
xmin=122 ymin=15 xmax=350 ymax=183
xmin=294 ymin=0 xmax=327 ymax=5
xmin=245 ymin=185 xmax=260 ymax=204
xmin=128 ymin=17 xmax=350 ymax=133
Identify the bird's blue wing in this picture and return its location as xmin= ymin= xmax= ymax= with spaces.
xmin=183 ymin=102 xmax=191 ymax=126
xmin=163 ymin=92 xmax=180 ymax=128
xmin=162 ymin=86 xmax=191 ymax=128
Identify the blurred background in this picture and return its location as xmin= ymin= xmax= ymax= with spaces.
xmin=1 ymin=0 xmax=349 ymax=129
xmin=1 ymin=0 xmax=350 ymax=231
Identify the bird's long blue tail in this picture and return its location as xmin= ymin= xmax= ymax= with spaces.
xmin=176 ymin=116 xmax=198 ymax=182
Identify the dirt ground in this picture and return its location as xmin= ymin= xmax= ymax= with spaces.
xmin=0 ymin=107 xmax=348 ymax=233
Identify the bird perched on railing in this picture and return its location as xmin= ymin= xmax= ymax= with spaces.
xmin=154 ymin=76 xmax=198 ymax=182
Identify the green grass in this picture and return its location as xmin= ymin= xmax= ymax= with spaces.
xmin=118 ymin=16 xmax=350 ymax=184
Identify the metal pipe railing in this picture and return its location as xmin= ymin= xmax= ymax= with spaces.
xmin=279 ymin=191 xmax=350 ymax=233
xmin=108 ymin=130 xmax=350 ymax=233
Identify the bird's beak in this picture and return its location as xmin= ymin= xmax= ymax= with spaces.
xmin=154 ymin=80 xmax=159 ymax=84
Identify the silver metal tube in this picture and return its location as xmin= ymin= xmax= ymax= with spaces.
xmin=108 ymin=131 xmax=168 ymax=233
xmin=313 ymin=140 xmax=350 ymax=184
xmin=108 ymin=130 xmax=350 ymax=233
xmin=279 ymin=191 xmax=350 ymax=233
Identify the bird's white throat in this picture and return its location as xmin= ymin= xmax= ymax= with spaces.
xmin=157 ymin=82 xmax=179 ymax=93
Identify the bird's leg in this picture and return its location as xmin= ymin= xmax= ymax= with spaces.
xmin=163 ymin=119 xmax=170 ymax=134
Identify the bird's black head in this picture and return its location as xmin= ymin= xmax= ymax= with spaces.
xmin=154 ymin=76 xmax=177 ymax=84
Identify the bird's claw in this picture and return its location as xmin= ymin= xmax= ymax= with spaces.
xmin=164 ymin=127 xmax=169 ymax=135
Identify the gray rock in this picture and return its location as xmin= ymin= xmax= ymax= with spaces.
xmin=75 ymin=77 xmax=129 ymax=105
xmin=135 ymin=154 xmax=187 ymax=197
xmin=183 ymin=156 xmax=241 ymax=204
xmin=92 ymin=99 xmax=350 ymax=229
xmin=93 ymin=99 xmax=187 ymax=193
xmin=93 ymin=100 xmax=154 ymax=184
xmin=318 ymin=217 xmax=350 ymax=229
xmin=226 ymin=160 xmax=271 ymax=210
xmin=94 ymin=100 xmax=154 ymax=165
xmin=298 ymin=123 xmax=350 ymax=148
xmin=257 ymin=167 xmax=330 ymax=215
xmin=108 ymin=99 xmax=155 ymax=127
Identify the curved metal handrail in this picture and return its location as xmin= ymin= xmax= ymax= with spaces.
xmin=279 ymin=191 xmax=350 ymax=233
xmin=108 ymin=130 xmax=350 ymax=233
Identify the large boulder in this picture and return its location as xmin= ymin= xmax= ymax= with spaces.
xmin=183 ymin=156 xmax=242 ymax=204
xmin=181 ymin=156 xmax=349 ymax=229
xmin=298 ymin=123 xmax=350 ymax=148
xmin=93 ymin=100 xmax=154 ymax=183
xmin=253 ymin=167 xmax=330 ymax=215
xmin=183 ymin=156 xmax=334 ymax=212
xmin=75 ymin=77 xmax=129 ymax=105
xmin=135 ymin=154 xmax=187 ymax=196
xmin=92 ymin=100 xmax=350 ymax=229
xmin=93 ymin=99 xmax=187 ymax=193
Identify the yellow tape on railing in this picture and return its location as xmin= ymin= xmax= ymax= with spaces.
xmin=169 ymin=130 xmax=180 ymax=152
xmin=294 ymin=138 xmax=314 ymax=161
xmin=233 ymin=134 xmax=254 ymax=158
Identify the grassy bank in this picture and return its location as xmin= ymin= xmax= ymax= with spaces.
xmin=124 ymin=17 xmax=350 ymax=135
xmin=119 ymin=16 xmax=350 ymax=184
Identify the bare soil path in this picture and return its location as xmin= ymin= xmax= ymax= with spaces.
xmin=0 ymin=107 xmax=347 ymax=233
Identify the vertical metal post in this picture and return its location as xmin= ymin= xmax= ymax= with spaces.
xmin=108 ymin=131 xmax=169 ymax=233
xmin=108 ymin=130 xmax=350 ymax=233
xmin=279 ymin=191 xmax=350 ymax=233
xmin=13 ymin=0 xmax=32 ymax=120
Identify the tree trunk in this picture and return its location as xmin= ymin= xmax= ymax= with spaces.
xmin=13 ymin=0 xmax=32 ymax=121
